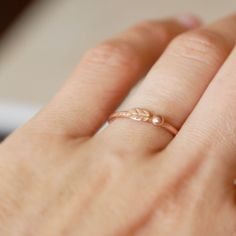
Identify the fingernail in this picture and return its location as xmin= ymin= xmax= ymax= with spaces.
xmin=176 ymin=14 xmax=202 ymax=28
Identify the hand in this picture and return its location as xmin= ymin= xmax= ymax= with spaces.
xmin=1 ymin=13 xmax=236 ymax=236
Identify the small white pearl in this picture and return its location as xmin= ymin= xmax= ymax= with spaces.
xmin=152 ymin=116 xmax=162 ymax=126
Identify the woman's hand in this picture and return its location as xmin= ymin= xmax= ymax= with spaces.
xmin=1 ymin=13 xmax=236 ymax=235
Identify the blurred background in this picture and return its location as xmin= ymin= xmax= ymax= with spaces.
xmin=0 ymin=0 xmax=236 ymax=140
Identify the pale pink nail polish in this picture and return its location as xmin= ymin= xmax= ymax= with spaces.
xmin=176 ymin=14 xmax=202 ymax=29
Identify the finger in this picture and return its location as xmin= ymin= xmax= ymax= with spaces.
xmin=101 ymin=14 xmax=236 ymax=153
xmin=26 ymin=16 xmax=200 ymax=138
xmin=172 ymin=44 xmax=236 ymax=164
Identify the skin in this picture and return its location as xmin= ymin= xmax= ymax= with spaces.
xmin=0 ymin=13 xmax=236 ymax=235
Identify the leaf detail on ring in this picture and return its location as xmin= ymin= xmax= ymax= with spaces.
xmin=128 ymin=108 xmax=151 ymax=122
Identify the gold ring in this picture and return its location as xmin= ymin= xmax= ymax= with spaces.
xmin=108 ymin=108 xmax=178 ymax=136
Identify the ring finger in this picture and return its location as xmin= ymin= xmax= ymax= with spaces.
xmin=101 ymin=14 xmax=236 ymax=153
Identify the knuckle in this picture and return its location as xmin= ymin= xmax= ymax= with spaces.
xmin=82 ymin=40 xmax=140 ymax=71
xmin=169 ymin=29 xmax=230 ymax=64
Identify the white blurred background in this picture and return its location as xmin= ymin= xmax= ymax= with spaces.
xmin=0 ymin=0 xmax=236 ymax=135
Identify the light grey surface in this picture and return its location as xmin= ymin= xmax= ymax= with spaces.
xmin=0 ymin=0 xmax=235 ymax=104
xmin=0 ymin=101 xmax=41 ymax=133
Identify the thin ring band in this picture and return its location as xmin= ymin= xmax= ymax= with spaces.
xmin=108 ymin=108 xmax=178 ymax=136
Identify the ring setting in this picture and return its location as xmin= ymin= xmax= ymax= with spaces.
xmin=108 ymin=108 xmax=178 ymax=136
